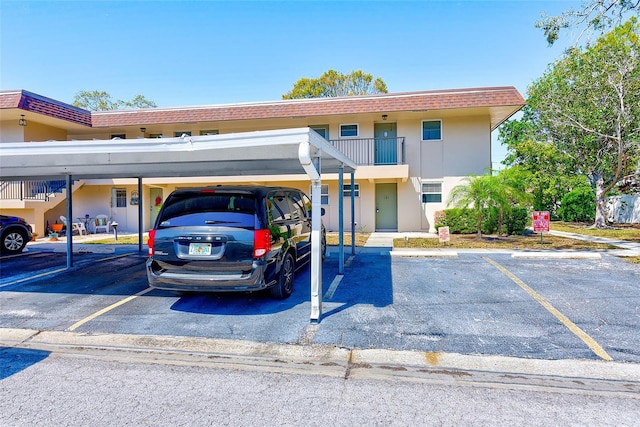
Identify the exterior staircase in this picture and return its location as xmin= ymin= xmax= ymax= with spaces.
xmin=0 ymin=180 xmax=85 ymax=234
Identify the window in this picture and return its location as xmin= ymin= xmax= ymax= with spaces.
xmin=174 ymin=131 xmax=192 ymax=137
xmin=310 ymin=184 xmax=330 ymax=205
xmin=421 ymin=182 xmax=442 ymax=203
xmin=309 ymin=125 xmax=329 ymax=139
xmin=111 ymin=134 xmax=125 ymax=139
xmin=321 ymin=184 xmax=329 ymax=205
xmin=288 ymin=192 xmax=305 ymax=220
xmin=422 ymin=120 xmax=442 ymax=141
xmin=149 ymin=133 xmax=163 ymax=138
xmin=200 ymin=130 xmax=219 ymax=136
xmin=269 ymin=193 xmax=292 ymax=222
xmin=112 ymin=188 xmax=127 ymax=208
xmin=340 ymin=124 xmax=358 ymax=138
xmin=342 ymin=183 xmax=360 ymax=197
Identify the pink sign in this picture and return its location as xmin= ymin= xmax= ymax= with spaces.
xmin=532 ymin=211 xmax=550 ymax=233
xmin=438 ymin=226 xmax=450 ymax=243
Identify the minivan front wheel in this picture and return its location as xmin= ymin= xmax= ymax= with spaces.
xmin=270 ymin=252 xmax=294 ymax=299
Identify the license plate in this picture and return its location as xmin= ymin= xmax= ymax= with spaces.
xmin=189 ymin=242 xmax=212 ymax=255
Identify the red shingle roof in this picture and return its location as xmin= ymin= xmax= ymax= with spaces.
xmin=0 ymin=90 xmax=92 ymax=126
xmin=1 ymin=86 xmax=525 ymax=129
xmin=91 ymin=86 xmax=524 ymax=127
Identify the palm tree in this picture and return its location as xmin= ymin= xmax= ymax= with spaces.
xmin=492 ymin=168 xmax=533 ymax=235
xmin=449 ymin=172 xmax=532 ymax=237
xmin=447 ymin=175 xmax=493 ymax=237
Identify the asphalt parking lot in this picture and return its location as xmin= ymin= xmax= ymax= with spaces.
xmin=1 ymin=244 xmax=639 ymax=364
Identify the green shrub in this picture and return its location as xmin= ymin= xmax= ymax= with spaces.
xmin=559 ymin=186 xmax=595 ymax=222
xmin=435 ymin=208 xmax=476 ymax=234
xmin=505 ymin=207 xmax=528 ymax=235
xmin=436 ymin=207 xmax=528 ymax=235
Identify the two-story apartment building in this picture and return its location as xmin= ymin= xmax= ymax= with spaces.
xmin=0 ymin=87 xmax=525 ymax=236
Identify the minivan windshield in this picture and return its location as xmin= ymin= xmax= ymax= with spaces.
xmin=157 ymin=193 xmax=256 ymax=228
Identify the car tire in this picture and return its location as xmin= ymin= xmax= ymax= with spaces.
xmin=1 ymin=229 xmax=28 ymax=255
xmin=270 ymin=252 xmax=294 ymax=299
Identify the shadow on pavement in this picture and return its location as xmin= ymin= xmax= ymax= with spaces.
xmin=169 ymin=253 xmax=394 ymax=320
xmin=0 ymin=347 xmax=51 ymax=380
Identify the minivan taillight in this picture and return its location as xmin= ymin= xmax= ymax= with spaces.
xmin=148 ymin=229 xmax=156 ymax=256
xmin=253 ymin=229 xmax=271 ymax=258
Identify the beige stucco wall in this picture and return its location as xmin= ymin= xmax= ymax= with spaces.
xmin=1 ymin=121 xmax=67 ymax=143
xmin=392 ymin=115 xmax=491 ymax=232
xmin=0 ymin=121 xmax=25 ymax=143
xmin=5 ymin=109 xmax=497 ymax=235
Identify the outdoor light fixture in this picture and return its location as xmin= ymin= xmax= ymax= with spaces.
xmin=140 ymin=127 xmax=146 ymax=133
xmin=382 ymin=114 xmax=388 ymax=121
xmin=19 ymin=115 xmax=27 ymax=126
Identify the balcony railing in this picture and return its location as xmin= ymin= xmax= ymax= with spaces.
xmin=329 ymin=137 xmax=405 ymax=166
xmin=0 ymin=180 xmax=67 ymax=201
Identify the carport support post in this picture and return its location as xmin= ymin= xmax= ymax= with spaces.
xmin=351 ymin=172 xmax=355 ymax=256
xmin=338 ymin=166 xmax=344 ymax=274
xmin=65 ymin=174 xmax=73 ymax=268
xmin=138 ymin=178 xmax=143 ymax=253
xmin=310 ymin=178 xmax=323 ymax=322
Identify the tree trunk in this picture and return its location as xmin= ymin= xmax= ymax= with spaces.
xmin=476 ymin=211 xmax=483 ymax=237
xmin=497 ymin=208 xmax=504 ymax=237
xmin=594 ymin=175 xmax=608 ymax=228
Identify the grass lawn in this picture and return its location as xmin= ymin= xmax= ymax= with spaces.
xmin=393 ymin=234 xmax=616 ymax=250
xmin=85 ymin=235 xmax=148 ymax=245
xmin=326 ymin=232 xmax=370 ymax=247
xmin=551 ymin=221 xmax=640 ymax=242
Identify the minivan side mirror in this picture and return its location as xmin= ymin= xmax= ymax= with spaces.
xmin=307 ymin=208 xmax=326 ymax=216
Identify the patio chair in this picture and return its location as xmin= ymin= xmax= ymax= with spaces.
xmin=94 ymin=214 xmax=111 ymax=233
xmin=60 ymin=215 xmax=88 ymax=236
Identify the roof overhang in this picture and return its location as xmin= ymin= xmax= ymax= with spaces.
xmin=0 ymin=127 xmax=357 ymax=181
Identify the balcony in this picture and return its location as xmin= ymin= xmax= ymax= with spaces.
xmin=329 ymin=137 xmax=405 ymax=166
xmin=0 ymin=180 xmax=67 ymax=201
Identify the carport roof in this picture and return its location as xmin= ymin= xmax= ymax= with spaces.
xmin=0 ymin=127 xmax=356 ymax=181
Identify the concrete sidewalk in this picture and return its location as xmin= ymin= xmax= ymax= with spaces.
xmin=3 ymin=327 xmax=639 ymax=393
xmin=549 ymin=229 xmax=640 ymax=256
xmin=25 ymin=233 xmax=145 ymax=254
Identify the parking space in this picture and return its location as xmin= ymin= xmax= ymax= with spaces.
xmin=1 ymin=248 xmax=639 ymax=363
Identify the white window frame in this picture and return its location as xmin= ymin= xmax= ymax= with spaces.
xmin=320 ymin=184 xmax=329 ymax=205
xmin=421 ymin=119 xmax=442 ymax=141
xmin=342 ymin=183 xmax=360 ymax=198
xmin=200 ymin=129 xmax=219 ymax=136
xmin=339 ymin=123 xmax=359 ymax=138
xmin=112 ymin=188 xmax=127 ymax=208
xmin=421 ymin=181 xmax=442 ymax=203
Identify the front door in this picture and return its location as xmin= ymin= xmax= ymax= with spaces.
xmin=375 ymin=183 xmax=398 ymax=231
xmin=150 ymin=188 xmax=163 ymax=229
xmin=374 ymin=123 xmax=397 ymax=165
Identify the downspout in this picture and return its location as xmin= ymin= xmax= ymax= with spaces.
xmin=299 ymin=141 xmax=323 ymax=323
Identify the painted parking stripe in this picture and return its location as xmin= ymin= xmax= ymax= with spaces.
xmin=483 ymin=257 xmax=613 ymax=361
xmin=0 ymin=253 xmax=135 ymax=289
xmin=67 ymin=287 xmax=154 ymax=332
xmin=324 ymin=274 xmax=344 ymax=300
xmin=0 ymin=267 xmax=68 ymax=288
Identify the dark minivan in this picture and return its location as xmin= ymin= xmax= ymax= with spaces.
xmin=146 ymin=186 xmax=325 ymax=298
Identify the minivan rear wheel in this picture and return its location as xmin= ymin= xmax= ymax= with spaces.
xmin=2 ymin=229 xmax=27 ymax=255
xmin=270 ymin=252 xmax=294 ymax=299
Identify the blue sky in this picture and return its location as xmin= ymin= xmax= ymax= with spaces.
xmin=1 ymin=0 xmax=581 ymax=164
